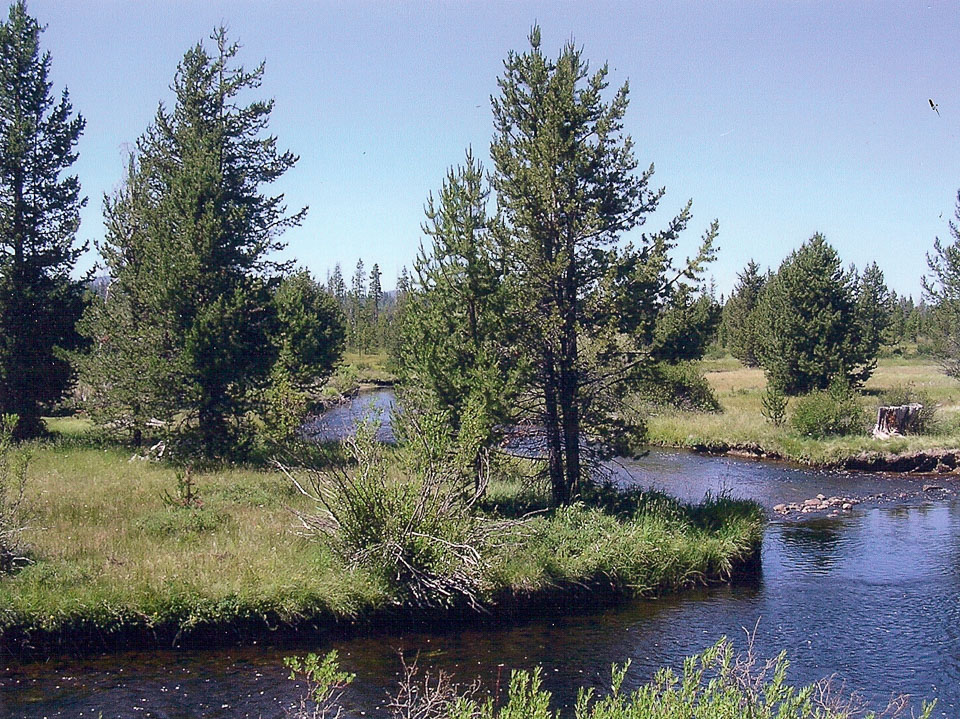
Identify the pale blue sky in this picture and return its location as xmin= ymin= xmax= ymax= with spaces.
xmin=29 ymin=0 xmax=960 ymax=297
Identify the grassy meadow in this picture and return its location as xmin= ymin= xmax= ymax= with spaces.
xmin=0 ymin=422 xmax=762 ymax=654
xmin=644 ymin=355 xmax=960 ymax=465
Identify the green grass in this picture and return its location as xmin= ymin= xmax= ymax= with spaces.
xmin=319 ymin=350 xmax=396 ymax=400
xmin=0 ymin=427 xmax=762 ymax=652
xmin=643 ymin=356 xmax=960 ymax=465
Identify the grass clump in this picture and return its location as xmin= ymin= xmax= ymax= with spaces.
xmin=487 ymin=491 xmax=762 ymax=599
xmin=0 ymin=415 xmax=30 ymax=573
xmin=289 ymin=639 xmax=934 ymax=719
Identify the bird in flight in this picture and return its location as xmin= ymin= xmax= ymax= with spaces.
xmin=930 ymin=98 xmax=940 ymax=116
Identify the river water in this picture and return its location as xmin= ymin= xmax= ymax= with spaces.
xmin=2 ymin=391 xmax=958 ymax=718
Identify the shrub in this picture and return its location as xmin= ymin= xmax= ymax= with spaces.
xmin=791 ymin=378 xmax=867 ymax=438
xmin=285 ymin=650 xmax=355 ymax=719
xmin=290 ymin=640 xmax=934 ymax=719
xmin=636 ymin=361 xmax=721 ymax=412
xmin=877 ymin=384 xmax=938 ymax=435
xmin=0 ymin=414 xmax=30 ymax=573
xmin=280 ymin=421 xmax=510 ymax=608
xmin=760 ymin=384 xmax=788 ymax=426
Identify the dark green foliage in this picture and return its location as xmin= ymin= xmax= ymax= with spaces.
xmin=790 ymin=377 xmax=867 ymax=438
xmin=855 ymin=261 xmax=892 ymax=366
xmin=397 ymin=150 xmax=515 ymax=482
xmin=635 ymin=361 xmax=720 ymax=412
xmin=924 ymin=191 xmax=960 ymax=379
xmin=77 ymin=29 xmax=334 ymax=458
xmin=760 ymin=383 xmax=788 ymax=426
xmin=652 ymin=287 xmax=721 ymax=363
xmin=754 ymin=234 xmax=877 ymax=395
xmin=490 ymin=28 xmax=717 ymax=504
xmin=722 ymin=260 xmax=766 ymax=366
xmin=272 ymin=271 xmax=345 ymax=386
xmin=0 ymin=2 xmax=86 ymax=438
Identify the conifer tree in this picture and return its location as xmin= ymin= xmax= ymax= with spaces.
xmin=78 ymin=28 xmax=314 ymax=457
xmin=754 ymin=234 xmax=874 ymax=394
xmin=0 ymin=1 xmax=86 ymax=438
xmin=398 ymin=150 xmax=515 ymax=485
xmin=924 ymin=191 xmax=960 ymax=377
xmin=855 ymin=261 xmax=892 ymax=370
xmin=368 ymin=263 xmax=382 ymax=318
xmin=722 ymin=260 xmax=766 ymax=366
xmin=490 ymin=28 xmax=716 ymax=504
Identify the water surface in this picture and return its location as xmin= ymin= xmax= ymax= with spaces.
xmin=2 ymin=402 xmax=957 ymax=718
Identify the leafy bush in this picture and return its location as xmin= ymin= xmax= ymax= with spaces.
xmin=285 ymin=650 xmax=355 ymax=719
xmin=290 ymin=639 xmax=934 ymax=719
xmin=636 ymin=361 xmax=721 ymax=412
xmin=791 ymin=378 xmax=867 ymax=438
xmin=877 ymin=384 xmax=938 ymax=435
xmin=0 ymin=414 xmax=30 ymax=573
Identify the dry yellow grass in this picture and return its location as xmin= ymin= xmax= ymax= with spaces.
xmin=644 ymin=356 xmax=960 ymax=464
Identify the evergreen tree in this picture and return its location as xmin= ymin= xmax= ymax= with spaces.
xmin=327 ymin=262 xmax=346 ymax=305
xmin=398 ymin=150 xmax=514 ymax=485
xmin=78 ymin=28 xmax=308 ymax=457
xmin=348 ymin=258 xmax=365 ymax=350
xmin=490 ymin=28 xmax=716 ymax=504
xmin=754 ymin=234 xmax=874 ymax=394
xmin=0 ymin=1 xmax=86 ymax=439
xmin=855 ymin=261 xmax=892 ymax=367
xmin=924 ymin=191 xmax=960 ymax=377
xmin=722 ymin=260 xmax=766 ymax=366
xmin=368 ymin=262 xmax=382 ymax=321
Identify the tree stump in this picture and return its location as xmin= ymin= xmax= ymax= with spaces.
xmin=873 ymin=404 xmax=923 ymax=438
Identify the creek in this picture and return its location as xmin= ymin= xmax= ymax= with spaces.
xmin=2 ymin=389 xmax=957 ymax=718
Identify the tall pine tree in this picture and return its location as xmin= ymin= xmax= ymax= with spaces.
xmin=722 ymin=260 xmax=765 ymax=367
xmin=79 ymin=28 xmax=309 ymax=457
xmin=490 ymin=28 xmax=716 ymax=504
xmin=0 ymin=1 xmax=86 ymax=438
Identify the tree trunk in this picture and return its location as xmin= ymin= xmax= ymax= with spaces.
xmin=543 ymin=352 xmax=567 ymax=505
xmin=873 ymin=404 xmax=924 ymax=438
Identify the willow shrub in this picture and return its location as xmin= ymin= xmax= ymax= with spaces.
xmin=289 ymin=638 xmax=934 ymax=719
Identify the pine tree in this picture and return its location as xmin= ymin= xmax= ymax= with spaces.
xmin=722 ymin=260 xmax=766 ymax=366
xmin=0 ymin=1 xmax=86 ymax=439
xmin=855 ymin=261 xmax=892 ymax=370
xmin=78 ymin=28 xmax=308 ymax=457
xmin=349 ymin=258 xmax=366 ymax=351
xmin=754 ymin=234 xmax=874 ymax=395
xmin=490 ymin=28 xmax=716 ymax=504
xmin=398 ymin=150 xmax=514 ymax=487
xmin=924 ymin=191 xmax=960 ymax=377
xmin=368 ymin=263 xmax=382 ymax=320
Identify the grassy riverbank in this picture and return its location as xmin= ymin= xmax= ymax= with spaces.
xmin=644 ymin=356 xmax=960 ymax=466
xmin=0 ymin=428 xmax=762 ymax=656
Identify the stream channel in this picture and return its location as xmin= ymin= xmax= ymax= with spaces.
xmin=2 ymin=389 xmax=958 ymax=718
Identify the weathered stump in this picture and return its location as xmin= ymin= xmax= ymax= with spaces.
xmin=873 ymin=403 xmax=923 ymax=438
